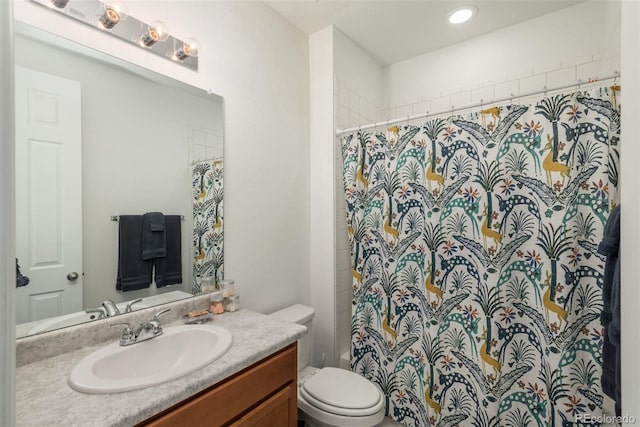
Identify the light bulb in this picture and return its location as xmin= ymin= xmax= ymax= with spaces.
xmin=98 ymin=0 xmax=128 ymax=29
xmin=174 ymin=37 xmax=200 ymax=61
xmin=141 ymin=20 xmax=170 ymax=47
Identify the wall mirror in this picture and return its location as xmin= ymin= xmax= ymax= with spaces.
xmin=14 ymin=21 xmax=224 ymax=338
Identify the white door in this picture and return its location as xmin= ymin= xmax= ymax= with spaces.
xmin=15 ymin=67 xmax=83 ymax=324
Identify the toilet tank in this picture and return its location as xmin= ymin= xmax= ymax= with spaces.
xmin=270 ymin=304 xmax=314 ymax=370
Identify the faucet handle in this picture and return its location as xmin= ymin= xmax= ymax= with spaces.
xmin=110 ymin=322 xmax=134 ymax=345
xmin=153 ymin=308 xmax=171 ymax=321
xmin=148 ymin=308 xmax=171 ymax=335
xmin=125 ymin=298 xmax=143 ymax=313
xmin=102 ymin=300 xmax=120 ymax=317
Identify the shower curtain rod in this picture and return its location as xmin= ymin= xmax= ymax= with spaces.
xmin=335 ymin=72 xmax=620 ymax=136
xmin=190 ymin=156 xmax=222 ymax=165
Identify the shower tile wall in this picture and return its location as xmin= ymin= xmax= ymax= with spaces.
xmin=383 ymin=52 xmax=620 ymax=119
xmin=189 ymin=126 xmax=224 ymax=163
xmin=334 ymin=79 xmax=383 ymax=362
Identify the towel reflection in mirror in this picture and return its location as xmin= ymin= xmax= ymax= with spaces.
xmin=116 ymin=213 xmax=182 ymax=292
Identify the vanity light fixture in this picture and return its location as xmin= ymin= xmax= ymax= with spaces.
xmin=98 ymin=0 xmax=128 ymax=29
xmin=140 ymin=20 xmax=170 ymax=47
xmin=29 ymin=0 xmax=200 ymax=71
xmin=174 ymin=38 xmax=200 ymax=61
xmin=447 ymin=5 xmax=477 ymax=24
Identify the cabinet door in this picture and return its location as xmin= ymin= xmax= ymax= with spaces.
xmin=141 ymin=344 xmax=297 ymax=427
xmin=231 ymin=382 xmax=297 ymax=427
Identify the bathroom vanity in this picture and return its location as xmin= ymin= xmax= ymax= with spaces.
xmin=15 ymin=302 xmax=305 ymax=427
xmin=143 ymin=344 xmax=297 ymax=426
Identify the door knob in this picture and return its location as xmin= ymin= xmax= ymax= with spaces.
xmin=67 ymin=272 xmax=79 ymax=281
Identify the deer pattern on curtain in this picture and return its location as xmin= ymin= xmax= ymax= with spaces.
xmin=341 ymin=86 xmax=620 ymax=426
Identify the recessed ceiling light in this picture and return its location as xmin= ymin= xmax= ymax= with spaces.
xmin=448 ymin=6 xmax=477 ymax=24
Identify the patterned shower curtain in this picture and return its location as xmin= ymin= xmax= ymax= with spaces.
xmin=341 ymin=86 xmax=620 ymax=426
xmin=192 ymin=158 xmax=224 ymax=293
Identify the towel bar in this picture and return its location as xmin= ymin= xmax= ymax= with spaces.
xmin=111 ymin=215 xmax=185 ymax=222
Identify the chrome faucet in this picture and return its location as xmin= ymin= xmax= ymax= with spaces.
xmin=111 ymin=308 xmax=171 ymax=346
xmin=102 ymin=300 xmax=121 ymax=317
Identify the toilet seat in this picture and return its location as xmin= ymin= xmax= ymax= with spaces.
xmin=300 ymin=367 xmax=384 ymax=417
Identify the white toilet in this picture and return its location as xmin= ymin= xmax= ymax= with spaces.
xmin=270 ymin=304 xmax=385 ymax=427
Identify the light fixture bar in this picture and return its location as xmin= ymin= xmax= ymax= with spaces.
xmin=30 ymin=0 xmax=198 ymax=71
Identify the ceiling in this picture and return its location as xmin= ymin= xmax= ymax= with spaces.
xmin=264 ymin=0 xmax=585 ymax=65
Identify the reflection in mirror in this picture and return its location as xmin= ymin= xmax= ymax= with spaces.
xmin=14 ymin=22 xmax=224 ymax=338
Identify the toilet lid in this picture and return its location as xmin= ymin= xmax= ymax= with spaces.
xmin=301 ymin=367 xmax=382 ymax=412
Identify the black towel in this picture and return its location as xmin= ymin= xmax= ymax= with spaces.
xmin=598 ymin=204 xmax=621 ymax=415
xmin=16 ymin=258 xmax=29 ymax=288
xmin=154 ymin=215 xmax=182 ymax=287
xmin=142 ymin=212 xmax=166 ymax=260
xmin=116 ymin=215 xmax=153 ymax=291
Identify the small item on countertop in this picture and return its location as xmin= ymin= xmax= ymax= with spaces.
xmin=220 ymin=279 xmax=235 ymax=298
xmin=201 ymin=276 xmax=216 ymax=293
xmin=183 ymin=309 xmax=213 ymax=324
xmin=224 ymin=295 xmax=240 ymax=312
xmin=210 ymin=291 xmax=224 ymax=314
xmin=185 ymin=309 xmax=209 ymax=318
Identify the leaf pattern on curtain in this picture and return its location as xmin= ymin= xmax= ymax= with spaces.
xmin=342 ymin=87 xmax=620 ymax=426
xmin=192 ymin=158 xmax=224 ymax=293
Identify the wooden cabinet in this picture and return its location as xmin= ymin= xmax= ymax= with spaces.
xmin=141 ymin=343 xmax=298 ymax=427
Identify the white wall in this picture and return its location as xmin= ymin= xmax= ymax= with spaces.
xmin=620 ymin=0 xmax=640 ymax=416
xmin=309 ymin=26 xmax=336 ymax=367
xmin=383 ymin=1 xmax=620 ymax=116
xmin=12 ymin=0 xmax=311 ymax=314
xmin=334 ymin=28 xmax=384 ymax=123
xmin=333 ymin=28 xmax=384 ymax=363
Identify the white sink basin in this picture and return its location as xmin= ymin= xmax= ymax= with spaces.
xmin=68 ymin=324 xmax=232 ymax=394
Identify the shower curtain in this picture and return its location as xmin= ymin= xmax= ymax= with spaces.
xmin=192 ymin=158 xmax=224 ymax=293
xmin=342 ymin=86 xmax=620 ymax=426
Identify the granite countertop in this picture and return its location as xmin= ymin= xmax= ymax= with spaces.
xmin=16 ymin=309 xmax=306 ymax=427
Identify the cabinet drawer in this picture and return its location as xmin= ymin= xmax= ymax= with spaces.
xmin=143 ymin=343 xmax=297 ymax=427
xmin=230 ymin=382 xmax=297 ymax=427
